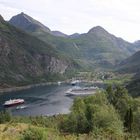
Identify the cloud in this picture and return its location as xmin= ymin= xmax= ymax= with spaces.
xmin=0 ymin=0 xmax=140 ymax=42
xmin=0 ymin=3 xmax=20 ymax=20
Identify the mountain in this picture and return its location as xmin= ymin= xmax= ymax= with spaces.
xmin=126 ymin=77 xmax=140 ymax=97
xmin=70 ymin=26 xmax=136 ymax=68
xmin=0 ymin=15 xmax=76 ymax=88
xmin=118 ymin=51 xmax=140 ymax=73
xmin=0 ymin=15 xmax=4 ymax=21
xmin=9 ymin=12 xmax=68 ymax=38
xmin=133 ymin=40 xmax=140 ymax=51
xmin=9 ymin=13 xmax=140 ymax=69
xmin=117 ymin=50 xmax=140 ymax=97
xmin=52 ymin=31 xmax=68 ymax=37
xmin=9 ymin=12 xmax=51 ymax=33
xmin=69 ymin=33 xmax=80 ymax=38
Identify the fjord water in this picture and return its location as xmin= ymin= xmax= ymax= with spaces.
xmin=0 ymin=84 xmax=73 ymax=116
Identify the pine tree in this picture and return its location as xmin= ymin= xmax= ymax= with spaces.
xmin=124 ymin=108 xmax=133 ymax=132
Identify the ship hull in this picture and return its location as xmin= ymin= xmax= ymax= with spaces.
xmin=4 ymin=101 xmax=24 ymax=107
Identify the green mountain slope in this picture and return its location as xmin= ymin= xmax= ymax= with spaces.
xmin=118 ymin=51 xmax=140 ymax=73
xmin=117 ymin=50 xmax=140 ymax=96
xmin=126 ymin=77 xmax=140 ymax=97
xmin=0 ymin=15 xmax=76 ymax=87
xmin=71 ymin=26 xmax=135 ymax=68
xmin=126 ymin=71 xmax=140 ymax=97
xmin=9 ymin=13 xmax=139 ymax=70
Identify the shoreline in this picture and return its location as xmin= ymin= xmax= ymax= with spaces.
xmin=0 ymin=81 xmax=65 ymax=94
xmin=0 ymin=80 xmax=103 ymax=94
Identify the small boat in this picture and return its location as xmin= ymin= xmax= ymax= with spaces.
xmin=57 ymin=81 xmax=61 ymax=85
xmin=71 ymin=80 xmax=80 ymax=86
xmin=16 ymin=105 xmax=27 ymax=110
xmin=3 ymin=99 xmax=24 ymax=107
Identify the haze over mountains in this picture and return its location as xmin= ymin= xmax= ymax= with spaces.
xmin=9 ymin=13 xmax=140 ymax=69
xmin=1 ymin=12 xmax=140 ymax=88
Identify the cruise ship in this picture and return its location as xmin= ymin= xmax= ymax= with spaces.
xmin=66 ymin=86 xmax=98 ymax=96
xmin=3 ymin=99 xmax=25 ymax=107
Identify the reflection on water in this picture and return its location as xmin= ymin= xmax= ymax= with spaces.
xmin=0 ymin=83 xmax=105 ymax=116
xmin=0 ymin=84 xmax=73 ymax=116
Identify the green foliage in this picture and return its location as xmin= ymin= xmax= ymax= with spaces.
xmin=60 ymin=98 xmax=88 ymax=133
xmin=127 ymin=78 xmax=140 ymax=97
xmin=21 ymin=127 xmax=46 ymax=140
xmin=118 ymin=51 xmax=140 ymax=74
xmin=12 ymin=115 xmax=61 ymax=129
xmin=92 ymin=104 xmax=123 ymax=135
xmin=124 ymin=108 xmax=133 ymax=132
xmin=132 ymin=107 xmax=140 ymax=136
xmin=105 ymin=85 xmax=140 ymax=137
xmin=60 ymin=85 xmax=140 ymax=138
xmin=0 ymin=111 xmax=11 ymax=124
xmin=71 ymin=97 xmax=86 ymax=112
xmin=105 ymin=85 xmax=131 ymax=119
xmin=60 ymin=93 xmax=123 ymax=136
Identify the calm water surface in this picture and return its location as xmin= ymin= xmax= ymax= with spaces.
xmin=0 ymin=84 xmax=73 ymax=116
xmin=0 ymin=83 xmax=105 ymax=116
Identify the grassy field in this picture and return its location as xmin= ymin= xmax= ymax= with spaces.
xmin=103 ymin=74 xmax=133 ymax=85
xmin=0 ymin=123 xmax=134 ymax=140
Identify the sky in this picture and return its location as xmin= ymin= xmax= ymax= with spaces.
xmin=0 ymin=0 xmax=140 ymax=42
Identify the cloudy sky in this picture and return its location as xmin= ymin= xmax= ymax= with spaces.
xmin=0 ymin=0 xmax=140 ymax=42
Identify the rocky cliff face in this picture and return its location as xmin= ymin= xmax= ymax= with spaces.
xmin=33 ymin=54 xmax=68 ymax=74
xmin=0 ymin=16 xmax=72 ymax=87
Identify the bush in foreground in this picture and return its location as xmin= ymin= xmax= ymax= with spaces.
xmin=21 ymin=127 xmax=46 ymax=140
xmin=60 ymin=93 xmax=124 ymax=137
xmin=0 ymin=110 xmax=11 ymax=124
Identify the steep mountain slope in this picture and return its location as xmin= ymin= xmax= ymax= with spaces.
xmin=9 ymin=13 xmax=139 ymax=69
xmin=133 ymin=40 xmax=140 ymax=51
xmin=52 ymin=31 xmax=68 ymax=37
xmin=0 ymin=15 xmax=75 ymax=87
xmin=9 ymin=12 xmax=51 ymax=33
xmin=126 ymin=70 xmax=140 ymax=97
xmin=69 ymin=33 xmax=80 ymax=38
xmin=118 ymin=51 xmax=140 ymax=73
xmin=71 ymin=26 xmax=135 ymax=68
xmin=9 ymin=12 xmax=67 ymax=38
xmin=117 ymin=50 xmax=140 ymax=97
xmin=126 ymin=77 xmax=140 ymax=97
